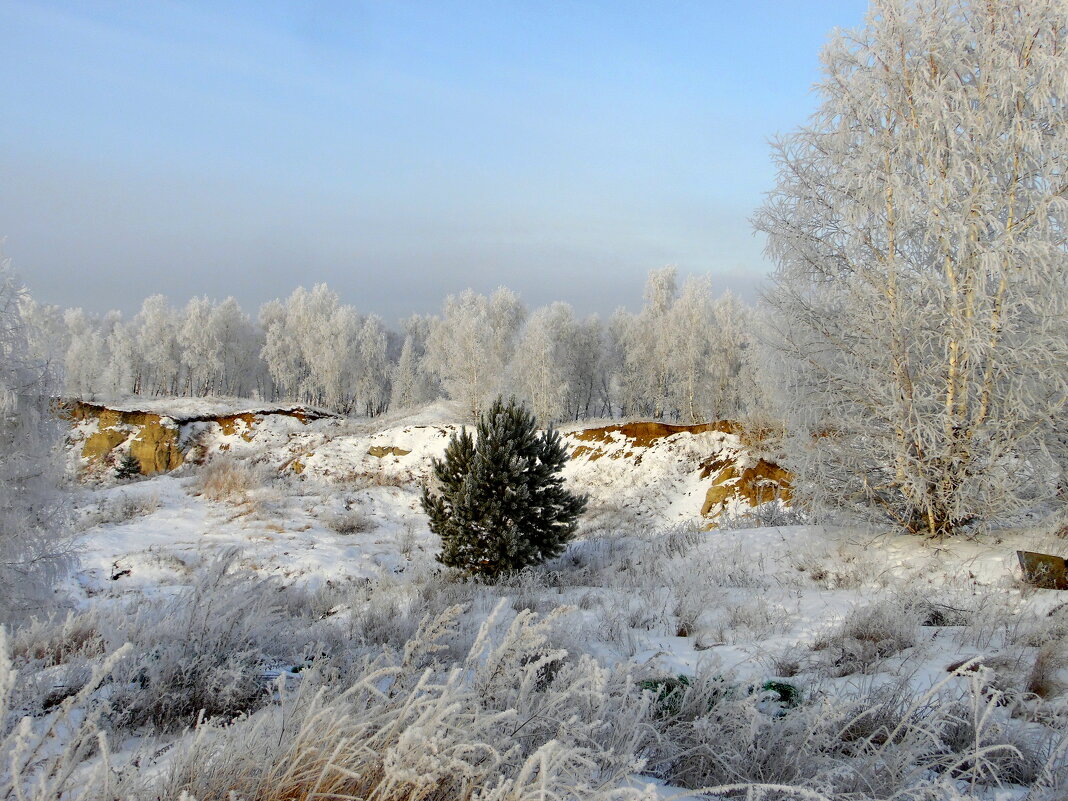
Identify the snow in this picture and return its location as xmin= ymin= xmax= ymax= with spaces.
xmin=67 ymin=404 xmax=1063 ymax=697
xmin=35 ymin=402 xmax=1068 ymax=799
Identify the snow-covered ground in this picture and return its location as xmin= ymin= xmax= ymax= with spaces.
xmin=8 ymin=401 xmax=1068 ymax=801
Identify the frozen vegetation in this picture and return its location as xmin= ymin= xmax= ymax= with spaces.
xmin=5 ymin=0 xmax=1068 ymax=798
xmin=1 ymin=397 xmax=1067 ymax=800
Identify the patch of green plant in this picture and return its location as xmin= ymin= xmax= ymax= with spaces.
xmin=759 ymin=679 xmax=802 ymax=708
xmin=637 ymin=674 xmax=692 ymax=717
xmin=638 ymin=675 xmax=802 ymax=718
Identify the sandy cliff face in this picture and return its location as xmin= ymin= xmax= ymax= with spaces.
xmin=64 ymin=400 xmax=331 ymax=476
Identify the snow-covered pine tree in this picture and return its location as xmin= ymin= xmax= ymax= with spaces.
xmin=115 ymin=451 xmax=141 ymax=480
xmin=754 ymin=0 xmax=1068 ymax=536
xmin=421 ymin=397 xmax=586 ymax=579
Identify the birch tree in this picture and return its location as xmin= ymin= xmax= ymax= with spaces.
xmin=19 ymin=298 xmax=68 ymax=381
xmin=708 ymin=290 xmax=750 ymax=421
xmin=178 ymin=296 xmax=220 ymax=396
xmin=63 ymin=309 xmax=108 ymax=399
xmin=136 ymin=295 xmax=182 ymax=396
xmin=355 ymin=314 xmax=390 ymax=416
xmin=104 ymin=317 xmax=139 ymax=396
xmin=566 ymin=314 xmax=607 ymax=420
xmin=210 ymin=297 xmax=262 ymax=397
xmin=616 ymin=268 xmax=678 ymax=418
xmin=260 ymin=298 xmax=303 ymax=402
xmin=754 ymin=0 xmax=1068 ymax=536
xmin=666 ymin=276 xmax=715 ymax=424
xmin=510 ymin=302 xmax=575 ymax=426
xmin=391 ymin=315 xmax=437 ymax=410
xmin=0 ymin=258 xmax=71 ymax=620
xmin=425 ymin=288 xmax=526 ymax=419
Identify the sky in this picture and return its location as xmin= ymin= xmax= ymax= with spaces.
xmin=0 ymin=0 xmax=870 ymax=325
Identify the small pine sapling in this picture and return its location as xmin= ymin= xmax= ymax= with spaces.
xmin=421 ymin=396 xmax=586 ymax=580
xmin=115 ymin=452 xmax=142 ymax=481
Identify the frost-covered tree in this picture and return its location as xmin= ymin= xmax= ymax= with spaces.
xmin=19 ymin=298 xmax=68 ymax=381
xmin=754 ymin=0 xmax=1068 ymax=536
xmin=136 ymin=295 xmax=183 ymax=396
xmin=425 ymin=288 xmax=526 ymax=419
xmin=733 ymin=306 xmax=782 ymax=428
xmin=260 ymin=285 xmax=392 ymax=413
xmin=261 ymin=285 xmax=342 ymax=408
xmin=178 ymin=296 xmax=221 ymax=396
xmin=259 ymin=297 xmax=303 ymax=402
xmin=390 ymin=315 xmax=438 ymax=411
xmin=619 ymin=268 xmax=678 ymax=419
xmin=707 ymin=290 xmax=751 ymax=421
xmin=510 ymin=303 xmax=576 ymax=426
xmin=421 ymin=397 xmax=586 ymax=579
xmin=565 ymin=314 xmax=607 ymax=420
xmin=390 ymin=336 xmax=420 ymax=411
xmin=104 ymin=317 xmax=139 ymax=395
xmin=63 ymin=308 xmax=108 ymax=399
xmin=0 ymin=257 xmax=71 ymax=620
xmin=354 ymin=314 xmax=390 ymax=416
xmin=210 ymin=297 xmax=264 ymax=397
xmin=390 ymin=316 xmax=431 ymax=410
xmin=666 ymin=276 xmax=715 ymax=424
xmin=604 ymin=309 xmax=631 ymax=417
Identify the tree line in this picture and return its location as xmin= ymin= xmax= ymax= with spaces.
xmin=21 ymin=268 xmax=766 ymax=425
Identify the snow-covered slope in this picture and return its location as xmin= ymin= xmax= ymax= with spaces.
xmin=32 ymin=399 xmax=1068 ymax=800
xmin=67 ymin=399 xmax=791 ymax=528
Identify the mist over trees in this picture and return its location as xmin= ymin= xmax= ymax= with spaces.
xmin=26 ymin=269 xmax=762 ymax=425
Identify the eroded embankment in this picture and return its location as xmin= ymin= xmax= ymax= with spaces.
xmin=64 ymin=400 xmax=332 ymax=476
xmin=64 ymin=400 xmax=790 ymax=523
xmin=564 ymin=420 xmax=791 ymax=525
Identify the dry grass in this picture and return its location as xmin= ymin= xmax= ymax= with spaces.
xmin=339 ymin=469 xmax=411 ymax=489
xmin=139 ymin=603 xmax=650 ymax=801
xmin=1027 ymin=642 xmax=1066 ymax=699
xmin=812 ymin=602 xmax=918 ymax=677
xmin=79 ymin=490 xmax=160 ymax=528
xmin=326 ymin=506 xmax=375 ymax=535
xmin=10 ymin=610 xmax=105 ymax=667
xmin=193 ymin=455 xmax=267 ymax=502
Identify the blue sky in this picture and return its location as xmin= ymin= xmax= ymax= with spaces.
xmin=0 ymin=1 xmax=869 ymax=322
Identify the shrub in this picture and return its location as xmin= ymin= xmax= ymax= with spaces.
xmin=143 ymin=601 xmax=651 ymax=801
xmin=326 ymin=506 xmax=374 ymax=535
xmin=421 ymin=397 xmax=587 ymax=580
xmin=80 ymin=490 xmax=160 ymax=528
xmin=192 ymin=455 xmax=265 ymax=503
xmin=10 ymin=610 xmax=104 ymax=667
xmin=813 ymin=602 xmax=918 ymax=677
